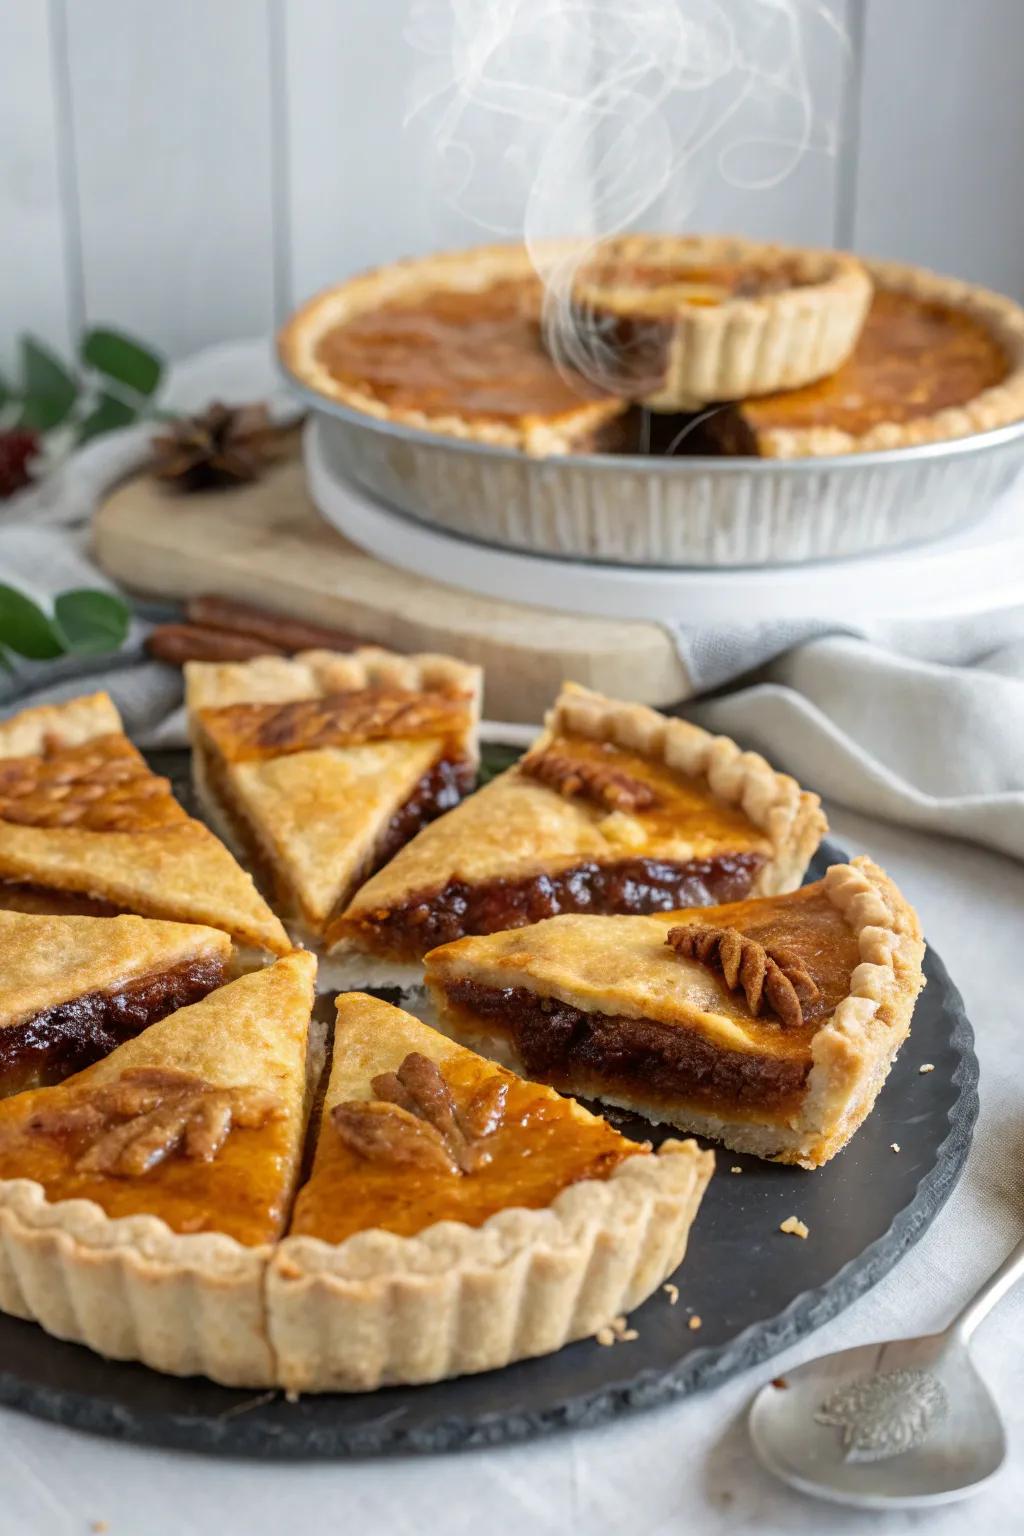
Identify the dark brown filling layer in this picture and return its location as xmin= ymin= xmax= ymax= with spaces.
xmin=353 ymin=852 xmax=765 ymax=960
xmin=0 ymin=882 xmax=127 ymax=918
xmin=444 ymin=980 xmax=809 ymax=1117
xmin=0 ymin=956 xmax=227 ymax=1099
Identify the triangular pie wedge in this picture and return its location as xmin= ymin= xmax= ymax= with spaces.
xmin=186 ymin=647 xmax=481 ymax=946
xmin=426 ymin=857 xmax=925 ymax=1169
xmin=327 ymin=682 xmax=826 ymax=989
xmin=0 ymin=909 xmax=232 ymax=1097
xmin=0 ymin=950 xmax=316 ymax=1387
xmin=268 ymin=992 xmax=713 ymax=1393
xmin=0 ymin=692 xmax=290 ymax=959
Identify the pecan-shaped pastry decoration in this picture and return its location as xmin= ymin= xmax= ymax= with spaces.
xmin=667 ymin=924 xmax=819 ymax=1028
xmin=521 ymin=746 xmax=658 ymax=814
xmin=0 ymin=736 xmax=186 ymax=833
xmin=27 ymin=1067 xmax=282 ymax=1177
xmin=330 ymin=1052 xmax=508 ymax=1175
xmin=199 ymin=687 xmax=470 ymax=763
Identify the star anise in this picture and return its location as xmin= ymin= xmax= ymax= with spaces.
xmin=330 ymin=1053 xmax=508 ymax=1175
xmin=150 ymin=401 xmax=290 ymax=492
xmin=29 ymin=1067 xmax=282 ymax=1177
xmin=666 ymin=924 xmax=819 ymax=1029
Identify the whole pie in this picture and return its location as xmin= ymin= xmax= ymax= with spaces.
xmin=425 ymin=857 xmax=926 ymax=1168
xmin=0 ymin=950 xmax=316 ymax=1386
xmin=0 ymin=692 xmax=289 ymax=960
xmin=557 ymin=234 xmax=871 ymax=409
xmin=269 ymin=991 xmax=713 ymax=1392
xmin=327 ymin=683 xmax=826 ymax=988
xmin=186 ymin=647 xmax=481 ymax=945
xmin=280 ymin=242 xmax=1024 ymax=458
xmin=0 ymin=910 xmax=231 ymax=1097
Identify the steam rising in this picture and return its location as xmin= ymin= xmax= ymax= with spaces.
xmin=406 ymin=1 xmax=848 ymax=393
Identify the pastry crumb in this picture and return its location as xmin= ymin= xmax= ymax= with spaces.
xmin=780 ymin=1215 xmax=809 ymax=1239
xmin=771 ymin=1376 xmax=789 ymax=1390
xmin=596 ymin=1315 xmax=636 ymax=1346
xmin=688 ymin=1315 xmax=702 ymax=1331
xmin=919 ymin=1062 xmax=935 ymax=1074
xmin=730 ymin=1165 xmax=742 ymax=1174
xmin=596 ymin=1325 xmax=616 ymax=1347
xmin=663 ymin=1282 xmax=679 ymax=1305
xmin=620 ymin=1328 xmax=639 ymax=1342
xmin=890 ymin=1142 xmax=901 ymax=1153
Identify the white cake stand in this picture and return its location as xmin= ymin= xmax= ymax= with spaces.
xmin=307 ymin=423 xmax=1024 ymax=626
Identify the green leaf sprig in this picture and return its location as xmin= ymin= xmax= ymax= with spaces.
xmin=0 ymin=585 xmax=131 ymax=670
xmin=1 ymin=328 xmax=165 ymax=447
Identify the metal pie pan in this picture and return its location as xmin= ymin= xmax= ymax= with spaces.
xmin=287 ymin=377 xmax=1024 ymax=569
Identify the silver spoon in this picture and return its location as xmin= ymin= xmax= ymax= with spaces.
xmin=749 ymin=1235 xmax=1024 ymax=1509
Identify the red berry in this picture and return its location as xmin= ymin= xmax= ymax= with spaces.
xmin=0 ymin=429 xmax=40 ymax=498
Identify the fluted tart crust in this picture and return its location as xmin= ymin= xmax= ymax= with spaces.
xmin=328 ymin=682 xmax=826 ymax=988
xmin=186 ymin=647 xmax=481 ymax=945
xmin=0 ymin=692 xmax=290 ymax=957
xmin=426 ymin=857 xmax=925 ymax=1168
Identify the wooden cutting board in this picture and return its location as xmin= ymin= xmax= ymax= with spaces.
xmin=93 ymin=457 xmax=688 ymax=723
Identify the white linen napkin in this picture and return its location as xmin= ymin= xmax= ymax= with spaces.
xmin=3 ymin=337 xmax=1022 ymax=860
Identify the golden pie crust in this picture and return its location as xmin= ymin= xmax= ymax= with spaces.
xmin=329 ymin=682 xmax=826 ymax=988
xmin=0 ymin=693 xmax=290 ymax=957
xmin=562 ymin=234 xmax=872 ymax=409
xmin=426 ymin=857 xmax=925 ymax=1168
xmin=269 ymin=993 xmax=713 ymax=1393
xmin=186 ymin=648 xmax=481 ymax=944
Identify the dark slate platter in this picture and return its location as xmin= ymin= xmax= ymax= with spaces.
xmin=0 ymin=814 xmax=978 ymax=1459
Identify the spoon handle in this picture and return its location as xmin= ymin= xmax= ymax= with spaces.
xmin=952 ymin=1235 xmax=1024 ymax=1344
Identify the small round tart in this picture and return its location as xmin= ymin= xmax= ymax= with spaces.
xmin=278 ymin=243 xmax=629 ymax=456
xmin=710 ymin=258 xmax=1024 ymax=457
xmin=556 ymin=234 xmax=872 ymax=409
xmin=269 ymin=993 xmax=713 ymax=1393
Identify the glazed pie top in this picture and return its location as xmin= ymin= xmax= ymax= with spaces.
xmin=426 ymin=857 xmax=926 ymax=1168
xmin=186 ymin=648 xmax=481 ymax=941
xmin=330 ymin=683 xmax=826 ymax=962
xmin=279 ymin=244 xmax=630 ymax=454
xmin=722 ymin=260 xmax=1024 ymax=456
xmin=0 ymin=910 xmax=231 ymax=1097
xmin=288 ymin=991 xmax=650 ymax=1245
xmin=0 ymin=950 xmax=315 ymax=1245
xmin=0 ymin=693 xmax=290 ymax=956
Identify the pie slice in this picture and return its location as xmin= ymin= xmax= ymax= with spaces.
xmin=426 ymin=857 xmax=926 ymax=1169
xmin=268 ymin=992 xmax=713 ymax=1392
xmin=327 ymin=682 xmax=826 ymax=988
xmin=186 ymin=647 xmax=481 ymax=945
xmin=0 ymin=692 xmax=290 ymax=959
xmin=0 ymin=909 xmax=231 ymax=1097
xmin=0 ymin=949 xmax=316 ymax=1386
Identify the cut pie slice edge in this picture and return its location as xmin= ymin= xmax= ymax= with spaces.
xmin=0 ymin=692 xmax=291 ymax=958
xmin=327 ymin=681 xmax=826 ymax=988
xmin=0 ymin=909 xmax=232 ymax=1097
xmin=0 ymin=949 xmax=316 ymax=1387
xmin=425 ymin=856 xmax=926 ymax=1168
xmin=268 ymin=992 xmax=714 ymax=1393
xmin=186 ymin=647 xmax=482 ymax=945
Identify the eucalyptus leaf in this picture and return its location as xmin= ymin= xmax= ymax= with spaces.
xmin=18 ymin=337 xmax=78 ymax=431
xmin=53 ymin=589 xmax=132 ymax=656
xmin=0 ymin=370 xmax=11 ymax=410
xmin=477 ymin=741 xmax=522 ymax=785
xmin=0 ymin=584 xmax=64 ymax=659
xmin=78 ymin=390 xmax=138 ymax=443
xmin=82 ymin=328 xmax=163 ymax=398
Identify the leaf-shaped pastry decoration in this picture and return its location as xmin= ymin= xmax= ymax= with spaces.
xmin=815 ymin=1369 xmax=949 ymax=1462
xmin=332 ymin=1053 xmax=509 ymax=1175
xmin=666 ymin=924 xmax=819 ymax=1028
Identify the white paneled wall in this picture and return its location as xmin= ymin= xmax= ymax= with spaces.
xmin=3 ymin=0 xmax=1024 ymax=373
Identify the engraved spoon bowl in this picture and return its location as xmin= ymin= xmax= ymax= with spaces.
xmin=748 ymin=1235 xmax=1024 ymax=1509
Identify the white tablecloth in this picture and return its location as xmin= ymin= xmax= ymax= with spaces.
xmin=2 ymin=803 xmax=1021 ymax=1536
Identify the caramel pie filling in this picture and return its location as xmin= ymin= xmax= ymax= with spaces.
xmin=0 ymin=956 xmax=227 ymax=1099
xmin=0 ymin=734 xmax=187 ymax=833
xmin=198 ymin=687 xmax=473 ymax=764
xmin=341 ymin=852 xmax=766 ymax=962
xmin=289 ymin=1054 xmax=644 ymax=1244
xmin=0 ymin=1064 xmax=294 ymax=1245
